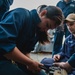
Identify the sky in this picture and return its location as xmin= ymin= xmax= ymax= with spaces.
xmin=10 ymin=0 xmax=60 ymax=10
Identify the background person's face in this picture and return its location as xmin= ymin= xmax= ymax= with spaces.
xmin=66 ymin=22 xmax=75 ymax=34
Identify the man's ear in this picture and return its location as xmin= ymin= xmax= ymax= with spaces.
xmin=40 ymin=10 xmax=47 ymax=17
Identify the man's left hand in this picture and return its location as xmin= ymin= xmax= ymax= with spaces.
xmin=53 ymin=62 xmax=72 ymax=72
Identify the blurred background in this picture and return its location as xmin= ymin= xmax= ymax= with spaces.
xmin=10 ymin=0 xmax=60 ymax=10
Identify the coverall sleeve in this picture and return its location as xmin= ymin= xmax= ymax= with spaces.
xmin=68 ymin=54 xmax=75 ymax=68
xmin=0 ymin=11 xmax=21 ymax=55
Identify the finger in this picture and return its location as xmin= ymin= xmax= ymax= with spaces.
xmin=53 ymin=63 xmax=60 ymax=67
xmin=54 ymin=58 xmax=59 ymax=61
xmin=38 ymin=63 xmax=44 ymax=68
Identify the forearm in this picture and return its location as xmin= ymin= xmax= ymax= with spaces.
xmin=23 ymin=52 xmax=33 ymax=60
xmin=25 ymin=53 xmax=30 ymax=58
xmin=68 ymin=54 xmax=75 ymax=68
xmin=4 ymin=47 xmax=33 ymax=66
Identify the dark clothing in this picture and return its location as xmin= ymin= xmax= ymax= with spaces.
xmin=53 ymin=30 xmax=64 ymax=55
xmin=57 ymin=0 xmax=75 ymax=18
xmin=41 ymin=34 xmax=75 ymax=75
xmin=0 ymin=8 xmax=40 ymax=55
xmin=52 ymin=0 xmax=75 ymax=56
xmin=58 ymin=34 xmax=75 ymax=67
xmin=59 ymin=34 xmax=75 ymax=59
xmin=0 ymin=8 xmax=44 ymax=75
xmin=0 ymin=60 xmax=26 ymax=75
xmin=0 ymin=0 xmax=13 ymax=21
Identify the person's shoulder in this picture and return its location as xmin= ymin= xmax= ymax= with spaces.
xmin=10 ymin=8 xmax=29 ymax=15
xmin=13 ymin=8 xmax=29 ymax=12
xmin=56 ymin=0 xmax=63 ymax=6
xmin=57 ymin=0 xmax=63 ymax=4
xmin=3 ymin=8 xmax=29 ymax=18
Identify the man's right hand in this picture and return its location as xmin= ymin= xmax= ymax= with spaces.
xmin=27 ymin=60 xmax=43 ymax=73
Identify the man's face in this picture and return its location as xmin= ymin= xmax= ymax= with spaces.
xmin=36 ymin=17 xmax=58 ymax=43
xmin=66 ymin=21 xmax=75 ymax=34
xmin=38 ymin=16 xmax=57 ymax=32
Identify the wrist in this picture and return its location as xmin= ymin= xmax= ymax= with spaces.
xmin=64 ymin=62 xmax=72 ymax=72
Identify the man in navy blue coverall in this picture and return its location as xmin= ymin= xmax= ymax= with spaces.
xmin=52 ymin=0 xmax=75 ymax=56
xmin=41 ymin=13 xmax=75 ymax=75
xmin=0 ymin=6 xmax=63 ymax=75
xmin=0 ymin=0 xmax=13 ymax=21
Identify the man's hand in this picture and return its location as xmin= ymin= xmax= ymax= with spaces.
xmin=27 ymin=60 xmax=44 ymax=73
xmin=53 ymin=54 xmax=60 ymax=61
xmin=53 ymin=62 xmax=72 ymax=72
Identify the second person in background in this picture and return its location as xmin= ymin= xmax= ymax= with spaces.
xmin=52 ymin=0 xmax=75 ymax=56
